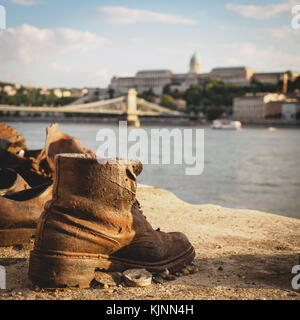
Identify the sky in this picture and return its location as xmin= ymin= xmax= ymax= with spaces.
xmin=0 ymin=0 xmax=299 ymax=88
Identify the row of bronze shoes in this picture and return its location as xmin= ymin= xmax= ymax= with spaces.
xmin=0 ymin=122 xmax=195 ymax=288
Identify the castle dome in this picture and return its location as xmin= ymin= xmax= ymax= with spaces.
xmin=189 ymin=52 xmax=201 ymax=74
xmin=191 ymin=52 xmax=200 ymax=64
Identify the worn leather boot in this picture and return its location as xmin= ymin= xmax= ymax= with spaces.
xmin=0 ymin=183 xmax=53 ymax=246
xmin=0 ymin=121 xmax=27 ymax=155
xmin=0 ymin=148 xmax=52 ymax=187
xmin=29 ymin=154 xmax=195 ymax=288
xmin=0 ymin=168 xmax=30 ymax=196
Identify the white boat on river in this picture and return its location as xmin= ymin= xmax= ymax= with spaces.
xmin=211 ymin=120 xmax=242 ymax=130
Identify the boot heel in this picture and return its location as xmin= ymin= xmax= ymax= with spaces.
xmin=0 ymin=228 xmax=35 ymax=246
xmin=28 ymin=250 xmax=99 ymax=288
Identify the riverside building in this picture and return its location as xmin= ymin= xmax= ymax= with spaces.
xmin=109 ymin=53 xmax=299 ymax=96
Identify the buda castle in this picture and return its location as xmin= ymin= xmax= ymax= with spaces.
xmin=109 ymin=53 xmax=299 ymax=96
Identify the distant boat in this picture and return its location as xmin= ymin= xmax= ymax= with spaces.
xmin=211 ymin=120 xmax=242 ymax=130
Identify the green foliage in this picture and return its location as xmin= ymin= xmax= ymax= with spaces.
xmin=284 ymin=76 xmax=300 ymax=93
xmin=160 ymin=94 xmax=177 ymax=110
xmin=249 ymin=79 xmax=280 ymax=94
xmin=108 ymin=88 xmax=115 ymax=99
xmin=163 ymin=84 xmax=171 ymax=95
xmin=163 ymin=84 xmax=183 ymax=99
xmin=181 ymin=80 xmax=244 ymax=115
xmin=206 ymin=105 xmax=225 ymax=121
xmin=0 ymin=83 xmax=76 ymax=107
xmin=139 ymin=88 xmax=156 ymax=102
xmin=162 ymin=76 xmax=300 ymax=118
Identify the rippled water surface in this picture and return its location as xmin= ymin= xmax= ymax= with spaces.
xmin=7 ymin=121 xmax=300 ymax=218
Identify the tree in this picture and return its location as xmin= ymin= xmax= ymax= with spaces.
xmin=139 ymin=88 xmax=156 ymax=102
xmin=0 ymin=83 xmax=77 ymax=107
xmin=286 ymin=76 xmax=300 ymax=92
xmin=160 ymin=95 xmax=177 ymax=110
xmin=183 ymin=84 xmax=203 ymax=114
xmin=205 ymin=105 xmax=225 ymax=121
xmin=250 ymin=79 xmax=279 ymax=94
xmin=163 ymin=84 xmax=171 ymax=95
xmin=108 ymin=88 xmax=115 ymax=99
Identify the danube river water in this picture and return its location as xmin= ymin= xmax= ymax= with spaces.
xmin=6 ymin=121 xmax=300 ymax=219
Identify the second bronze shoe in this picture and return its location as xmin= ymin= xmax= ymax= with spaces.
xmin=29 ymin=154 xmax=195 ymax=288
xmin=0 ymin=168 xmax=30 ymax=196
xmin=0 ymin=183 xmax=53 ymax=246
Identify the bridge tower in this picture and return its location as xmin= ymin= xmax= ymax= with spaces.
xmin=283 ymin=73 xmax=288 ymax=94
xmin=126 ymin=88 xmax=140 ymax=127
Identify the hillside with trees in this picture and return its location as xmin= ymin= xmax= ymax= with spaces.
xmin=0 ymin=82 xmax=77 ymax=107
xmin=148 ymin=77 xmax=300 ymax=120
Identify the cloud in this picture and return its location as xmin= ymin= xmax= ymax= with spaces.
xmin=0 ymin=24 xmax=108 ymax=64
xmin=267 ymin=26 xmax=300 ymax=38
xmin=50 ymin=63 xmax=71 ymax=73
xmin=9 ymin=0 xmax=38 ymax=5
xmin=88 ymin=68 xmax=111 ymax=83
xmin=93 ymin=6 xmax=197 ymax=25
xmin=226 ymin=0 xmax=297 ymax=20
xmin=220 ymin=42 xmax=300 ymax=71
xmin=192 ymin=41 xmax=300 ymax=72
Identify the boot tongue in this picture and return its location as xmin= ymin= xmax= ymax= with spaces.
xmin=45 ymin=124 xmax=95 ymax=171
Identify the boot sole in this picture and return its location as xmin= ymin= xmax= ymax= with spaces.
xmin=28 ymin=247 xmax=195 ymax=288
xmin=0 ymin=228 xmax=35 ymax=247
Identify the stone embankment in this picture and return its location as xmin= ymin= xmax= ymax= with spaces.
xmin=0 ymin=186 xmax=299 ymax=300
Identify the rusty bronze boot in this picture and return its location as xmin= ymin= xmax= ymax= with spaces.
xmin=29 ymin=154 xmax=195 ymax=288
xmin=0 ymin=183 xmax=53 ymax=246
xmin=0 ymin=168 xmax=30 ymax=196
